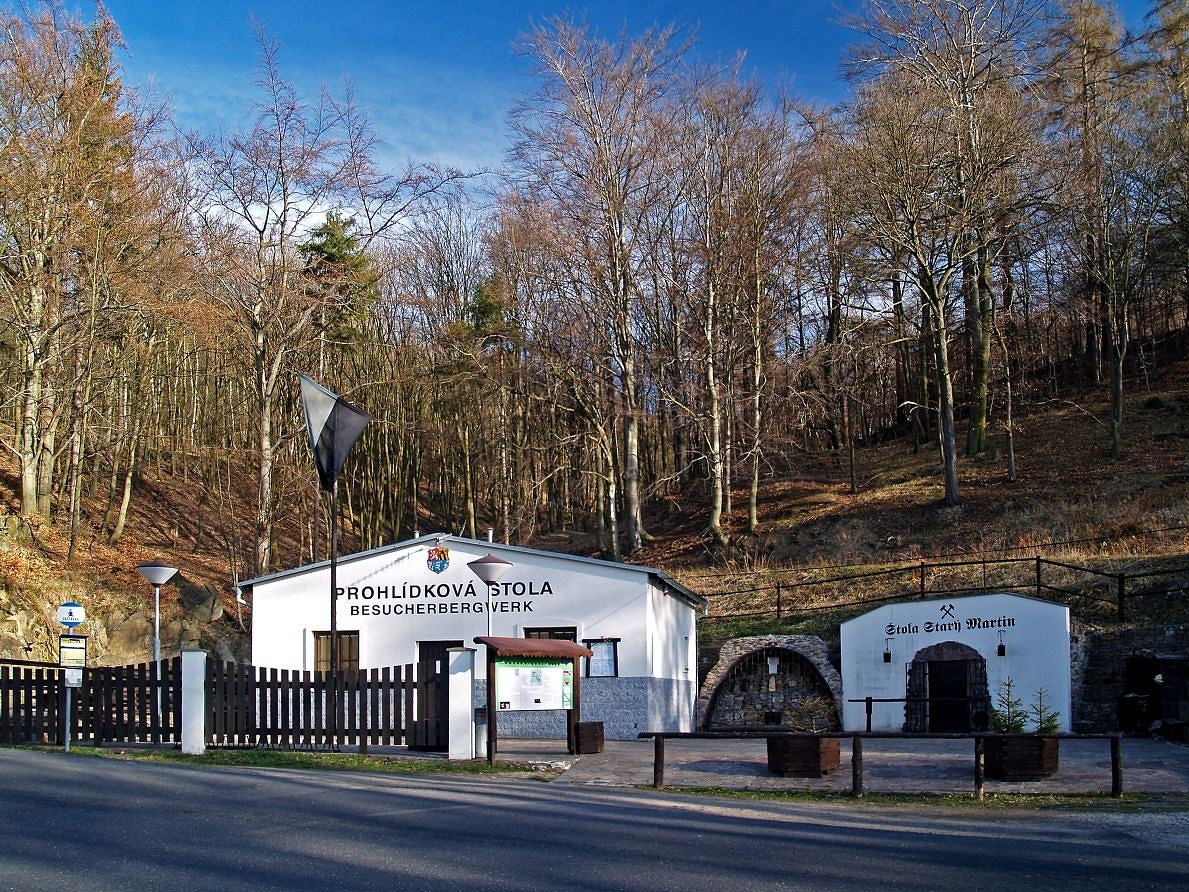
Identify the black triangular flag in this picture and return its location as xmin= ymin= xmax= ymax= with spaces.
xmin=299 ymin=374 xmax=371 ymax=491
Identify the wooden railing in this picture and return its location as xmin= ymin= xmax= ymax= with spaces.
xmin=637 ymin=730 xmax=1126 ymax=799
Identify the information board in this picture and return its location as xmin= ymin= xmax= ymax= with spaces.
xmin=59 ymin=634 xmax=87 ymax=668
xmin=494 ymin=658 xmax=573 ymax=711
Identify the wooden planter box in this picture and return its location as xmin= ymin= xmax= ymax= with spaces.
xmin=985 ymin=736 xmax=1060 ymax=782
xmin=767 ymin=736 xmax=841 ymax=777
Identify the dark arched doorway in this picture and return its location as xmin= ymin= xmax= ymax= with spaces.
xmin=904 ymin=641 xmax=991 ymax=732
xmin=703 ymin=646 xmax=840 ymax=731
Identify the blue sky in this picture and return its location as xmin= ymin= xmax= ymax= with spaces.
xmin=100 ymin=1 xmax=1154 ymax=171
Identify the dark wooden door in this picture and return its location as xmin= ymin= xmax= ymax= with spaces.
xmin=928 ymin=660 xmax=970 ymax=732
xmin=410 ymin=640 xmax=461 ymax=752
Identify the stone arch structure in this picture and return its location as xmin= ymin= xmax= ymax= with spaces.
xmin=904 ymin=640 xmax=991 ymax=733
xmin=698 ymin=635 xmax=843 ymax=731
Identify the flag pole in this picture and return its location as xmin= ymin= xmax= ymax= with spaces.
xmin=330 ymin=477 xmax=340 ymax=749
xmin=298 ymin=372 xmax=369 ymax=753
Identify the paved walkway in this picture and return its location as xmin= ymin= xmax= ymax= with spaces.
xmin=494 ymin=736 xmax=1189 ymax=796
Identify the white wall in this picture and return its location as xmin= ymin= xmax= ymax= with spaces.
xmin=840 ymin=593 xmax=1072 ymax=732
xmin=250 ymin=537 xmax=696 ymax=683
xmin=648 ymin=582 xmax=697 ymax=683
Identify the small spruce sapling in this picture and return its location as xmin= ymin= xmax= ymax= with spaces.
xmin=991 ymin=678 xmax=1027 ymax=733
xmin=1029 ymin=688 xmax=1060 ymax=735
xmin=992 ymin=678 xmax=1061 ymax=733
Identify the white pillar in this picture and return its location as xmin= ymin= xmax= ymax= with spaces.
xmin=447 ymin=647 xmax=476 ymax=761
xmin=181 ymin=649 xmax=207 ymax=755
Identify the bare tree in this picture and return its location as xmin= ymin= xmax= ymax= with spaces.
xmin=0 ymin=5 xmax=171 ymax=527
xmin=839 ymin=74 xmax=973 ymax=506
xmin=666 ymin=69 xmax=804 ymax=543
xmin=845 ymin=0 xmax=1042 ymax=457
xmin=1042 ymin=0 xmax=1154 ymax=457
xmin=509 ymin=16 xmax=687 ymax=555
xmin=188 ymin=26 xmax=459 ymax=573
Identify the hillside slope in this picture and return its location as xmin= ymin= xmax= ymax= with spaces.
xmin=1 ymin=358 xmax=1186 ymax=665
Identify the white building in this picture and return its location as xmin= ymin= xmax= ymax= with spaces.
xmin=840 ymin=592 xmax=1072 ymax=733
xmin=242 ymin=533 xmax=707 ymax=739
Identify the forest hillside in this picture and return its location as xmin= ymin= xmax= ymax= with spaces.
xmin=1 ymin=3 xmax=1186 ymax=665
xmin=1 ymin=355 xmax=1185 ymax=665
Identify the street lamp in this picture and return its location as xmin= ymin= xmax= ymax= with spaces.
xmin=468 ymin=553 xmax=513 ymax=637
xmin=136 ymin=559 xmax=177 ymax=666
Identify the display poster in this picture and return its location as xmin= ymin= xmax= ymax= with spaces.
xmin=59 ymin=634 xmax=87 ymax=668
xmin=494 ymin=658 xmax=573 ymax=711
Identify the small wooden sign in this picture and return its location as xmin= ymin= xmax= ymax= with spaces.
xmin=59 ymin=634 xmax=87 ymax=668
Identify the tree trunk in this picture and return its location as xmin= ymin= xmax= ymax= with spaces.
xmin=966 ymin=242 xmax=993 ymax=456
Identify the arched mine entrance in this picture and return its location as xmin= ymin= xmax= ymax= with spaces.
xmin=904 ymin=641 xmax=991 ymax=732
xmin=699 ymin=636 xmax=842 ymax=732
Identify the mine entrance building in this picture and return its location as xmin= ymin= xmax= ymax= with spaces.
xmin=840 ymin=592 xmax=1072 ymax=733
xmin=242 ymin=533 xmax=707 ymax=740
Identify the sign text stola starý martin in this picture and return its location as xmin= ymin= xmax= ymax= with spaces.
xmin=884 ymin=612 xmax=1018 ymax=639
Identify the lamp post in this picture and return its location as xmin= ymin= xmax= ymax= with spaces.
xmin=468 ymin=553 xmax=513 ymax=637
xmin=136 ymin=559 xmax=177 ymax=667
xmin=468 ymin=552 xmax=512 ymax=765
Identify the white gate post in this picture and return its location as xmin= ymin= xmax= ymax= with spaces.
xmin=447 ymin=647 xmax=476 ymax=760
xmin=181 ymin=649 xmax=207 ymax=755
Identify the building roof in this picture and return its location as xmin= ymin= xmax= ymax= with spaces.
xmin=240 ymin=533 xmax=708 ymax=613
xmin=840 ymin=590 xmax=1070 ymax=626
xmin=473 ymin=636 xmax=594 ymax=659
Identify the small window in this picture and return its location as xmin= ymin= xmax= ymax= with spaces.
xmin=583 ymin=638 xmax=619 ymax=678
xmin=313 ymin=631 xmax=359 ymax=673
xmin=524 ymin=626 xmax=577 ymax=642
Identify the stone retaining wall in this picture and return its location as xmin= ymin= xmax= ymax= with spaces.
xmin=1073 ymin=623 xmax=1189 ymax=732
xmin=696 ymin=635 xmax=843 ymax=730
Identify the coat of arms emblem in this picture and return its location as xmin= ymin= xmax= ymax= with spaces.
xmin=427 ymin=546 xmax=450 ymax=574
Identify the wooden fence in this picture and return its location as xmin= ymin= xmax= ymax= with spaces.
xmin=0 ymin=662 xmax=61 ymax=745
xmin=1 ymin=659 xmax=441 ymax=751
xmin=0 ymin=658 xmax=181 ymax=745
xmin=205 ymin=661 xmax=439 ymax=751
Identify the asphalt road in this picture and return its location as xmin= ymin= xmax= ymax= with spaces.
xmin=1 ymin=748 xmax=1185 ymax=891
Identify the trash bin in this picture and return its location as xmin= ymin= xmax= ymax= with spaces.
xmin=575 ymin=721 xmax=604 ymax=754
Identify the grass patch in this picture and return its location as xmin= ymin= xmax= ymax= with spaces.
xmin=58 ymin=745 xmax=549 ymax=777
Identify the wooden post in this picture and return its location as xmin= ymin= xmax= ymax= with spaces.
xmin=865 ymin=696 xmax=873 ymax=733
xmin=974 ymin=736 xmax=985 ymax=801
xmin=567 ymin=657 xmax=580 ymax=755
xmin=1111 ymin=735 xmax=1123 ymax=797
xmin=357 ymin=670 xmax=368 ymax=755
xmin=851 ymin=735 xmax=864 ymax=797
xmin=653 ymin=734 xmax=666 ymax=790
xmin=486 ymin=646 xmax=497 ymax=766
xmin=776 ymin=583 xmax=782 ymax=620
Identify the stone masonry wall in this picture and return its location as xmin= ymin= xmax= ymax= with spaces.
xmin=697 ymin=635 xmax=843 ymax=730
xmin=1072 ymin=622 xmax=1189 ymax=732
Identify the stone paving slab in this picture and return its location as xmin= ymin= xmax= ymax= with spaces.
xmin=496 ymin=737 xmax=1189 ymax=796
